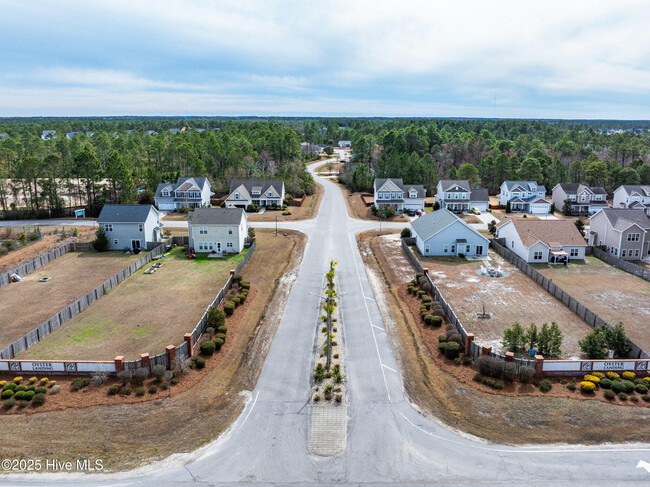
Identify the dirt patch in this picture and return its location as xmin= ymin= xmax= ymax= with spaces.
xmin=361 ymin=232 xmax=650 ymax=445
xmin=314 ymin=162 xmax=342 ymax=174
xmin=0 ymin=228 xmax=306 ymax=471
xmin=247 ymin=182 xmax=324 ymax=222
xmin=537 ymin=256 xmax=650 ymax=353
xmin=0 ymin=251 xmax=142 ymax=350
xmin=415 ymin=247 xmax=592 ymax=357
xmin=459 ymin=214 xmax=481 ymax=224
xmin=334 ymin=181 xmax=409 ymax=222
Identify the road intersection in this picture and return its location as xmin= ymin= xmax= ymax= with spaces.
xmin=3 ymin=166 xmax=650 ymax=485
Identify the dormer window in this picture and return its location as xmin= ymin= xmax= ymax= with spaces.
xmin=409 ymin=190 xmax=417 ymax=198
xmin=162 ymin=190 xmax=169 ymax=197
xmin=234 ymin=193 xmax=239 ymax=200
xmin=268 ymin=191 xmax=273 ymax=197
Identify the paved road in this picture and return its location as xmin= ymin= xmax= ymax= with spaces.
xmin=3 ymin=168 xmax=650 ymax=486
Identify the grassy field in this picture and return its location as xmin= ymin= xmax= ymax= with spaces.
xmin=0 ymin=250 xmax=141 ymax=349
xmin=537 ymin=256 xmax=650 ymax=353
xmin=415 ymin=246 xmax=593 ymax=357
xmin=20 ymin=246 xmax=245 ymax=360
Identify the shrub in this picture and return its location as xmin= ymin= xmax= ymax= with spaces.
xmin=538 ymin=379 xmax=553 ymax=393
xmin=232 ymin=274 xmax=243 ymax=283
xmin=133 ymin=368 xmax=149 ymax=385
xmin=635 ymin=378 xmax=647 ymax=386
xmin=2 ymin=398 xmax=15 ymax=409
xmin=108 ymin=385 xmax=120 ymax=395
xmin=606 ymin=372 xmax=620 ymax=380
xmin=604 ymin=390 xmax=616 ymax=400
xmin=28 ymin=376 xmax=37 ymax=384
xmin=240 ymin=280 xmax=251 ymax=290
xmin=149 ymin=385 xmax=158 ymax=394
xmin=27 ymin=385 xmax=36 ymax=392
xmin=192 ymin=356 xmax=206 ymax=369
xmin=151 ymin=365 xmax=166 ymax=382
xmin=643 ymin=395 xmax=650 ymax=402
xmin=32 ymin=393 xmax=46 ymax=406
xmin=599 ymin=378 xmax=613 ymax=389
xmin=51 ymin=385 xmax=61 ymax=394
xmin=237 ymin=293 xmax=246 ymax=303
xmin=207 ymin=307 xmax=227 ymax=330
xmin=621 ymin=380 xmax=636 ymax=394
xmin=0 ymin=381 xmax=4 ymax=388
xmin=136 ymin=387 xmax=146 ymax=397
xmin=13 ymin=376 xmax=22 ymax=384
xmin=583 ymin=375 xmax=600 ymax=385
xmin=39 ymin=378 xmax=48 ymax=385
xmin=200 ymin=340 xmax=216 ymax=356
xmin=635 ymin=384 xmax=649 ymax=394
xmin=484 ymin=378 xmax=504 ymax=389
xmin=92 ymin=370 xmax=109 ymax=386
xmin=48 ymin=380 xmax=56 ymax=387
xmin=401 ymin=228 xmax=411 ymax=238
xmin=431 ymin=316 xmax=443 ymax=327
xmin=215 ymin=332 xmax=226 ymax=343
xmin=223 ymin=301 xmax=235 ymax=316
xmin=645 ymin=377 xmax=650 ymax=384
xmin=448 ymin=333 xmax=462 ymax=345
xmin=580 ymin=381 xmax=596 ymax=393
xmin=15 ymin=385 xmax=26 ymax=392
xmin=18 ymin=400 xmax=28 ymax=409
xmin=592 ymin=372 xmax=605 ymax=379
xmin=438 ymin=335 xmax=447 ymax=343
xmin=631 ymin=395 xmax=639 ymax=403
xmin=70 ymin=377 xmax=90 ymax=392
xmin=567 ymin=382 xmax=577 ymax=391
xmin=118 ymin=370 xmax=133 ymax=386
xmin=35 ymin=387 xmax=47 ymax=394
xmin=313 ymin=395 xmax=321 ymax=402
xmin=213 ymin=337 xmax=224 ymax=350
xmin=217 ymin=325 xmax=228 ymax=334
xmin=23 ymin=390 xmax=35 ymax=401
xmin=232 ymin=297 xmax=241 ymax=307
xmin=422 ymin=296 xmax=432 ymax=304
xmin=424 ymin=314 xmax=434 ymax=326
xmin=1 ymin=389 xmax=14 ymax=399
xmin=92 ymin=227 xmax=110 ymax=251
xmin=438 ymin=342 xmax=447 ymax=354
xmin=618 ymin=392 xmax=628 ymax=401
xmin=622 ymin=371 xmax=636 ymax=381
xmin=503 ymin=362 xmax=517 ymax=382
xmin=445 ymin=341 xmax=461 ymax=360
xmin=3 ymin=383 xmax=16 ymax=392
xmin=14 ymin=391 xmax=25 ymax=399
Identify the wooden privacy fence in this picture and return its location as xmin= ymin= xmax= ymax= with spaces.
xmin=400 ymin=239 xmax=534 ymax=368
xmin=0 ymin=243 xmax=166 ymax=361
xmin=122 ymin=238 xmax=257 ymax=372
xmin=490 ymin=239 xmax=649 ymax=359
xmin=592 ymin=247 xmax=650 ymax=282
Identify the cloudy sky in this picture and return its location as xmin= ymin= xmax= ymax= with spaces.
xmin=1 ymin=0 xmax=649 ymax=118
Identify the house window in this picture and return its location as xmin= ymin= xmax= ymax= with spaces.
xmin=410 ymin=191 xmax=417 ymax=198
xmin=235 ymin=193 xmax=240 ymax=200
xmin=627 ymin=233 xmax=640 ymax=242
xmin=227 ymin=242 xmax=233 ymax=248
xmin=208 ymin=242 xmax=213 ymax=250
xmin=570 ymin=248 xmax=579 ymax=257
xmin=621 ymin=249 xmax=627 ymax=258
xmin=424 ymin=244 xmax=430 ymax=253
xmin=511 ymin=240 xmax=514 ymax=249
xmin=114 ymin=239 xmax=119 ymax=245
xmin=533 ymin=251 xmax=543 ymax=261
xmin=268 ymin=191 xmax=273 ymax=197
xmin=138 ymin=223 xmax=143 ymax=232
xmin=228 ymin=226 xmax=233 ymax=235
xmin=199 ymin=226 xmax=207 ymax=235
xmin=635 ymin=249 xmax=640 ymax=258
xmin=105 ymin=224 xmax=113 ymax=232
xmin=443 ymin=244 xmax=449 ymax=253
xmin=446 ymin=193 xmax=451 ymax=199
xmin=162 ymin=191 xmax=169 ymax=197
xmin=466 ymin=244 xmax=471 ymax=253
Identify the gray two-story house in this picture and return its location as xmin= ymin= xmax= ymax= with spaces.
xmin=225 ymin=180 xmax=285 ymax=209
xmin=498 ymin=181 xmax=551 ymax=214
xmin=154 ymin=177 xmax=213 ymax=210
xmin=373 ymin=178 xmax=425 ymax=212
xmin=411 ymin=209 xmax=489 ymax=257
xmin=551 ymin=183 xmax=608 ymax=215
xmin=96 ymin=205 xmax=163 ymax=251
xmin=612 ymin=185 xmax=650 ymax=215
xmin=188 ymin=208 xmax=248 ymax=254
xmin=588 ymin=208 xmax=650 ymax=260
xmin=435 ymin=180 xmax=489 ymax=213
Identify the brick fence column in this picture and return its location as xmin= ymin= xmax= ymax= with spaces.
xmin=534 ymin=354 xmax=545 ymax=378
xmin=140 ymin=353 xmax=150 ymax=371
xmin=184 ymin=333 xmax=194 ymax=357
xmin=114 ymin=356 xmax=124 ymax=373
xmin=230 ymin=269 xmax=236 ymax=276
xmin=423 ymin=268 xmax=428 ymax=275
xmin=505 ymin=351 xmax=514 ymax=362
xmin=481 ymin=345 xmax=492 ymax=356
xmin=465 ymin=333 xmax=474 ymax=353
xmin=165 ymin=345 xmax=176 ymax=369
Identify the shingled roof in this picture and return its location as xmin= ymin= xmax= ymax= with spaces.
xmin=188 ymin=208 xmax=245 ymax=225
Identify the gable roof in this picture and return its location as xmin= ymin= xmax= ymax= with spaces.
xmin=503 ymin=181 xmax=546 ymax=193
xmin=617 ymin=185 xmax=650 ymax=197
xmin=374 ymin=178 xmax=425 ymax=198
xmin=595 ymin=208 xmax=650 ymax=231
xmin=188 ymin=208 xmax=245 ymax=225
xmin=228 ymin=180 xmax=285 ymax=198
xmin=438 ymin=180 xmax=470 ymax=192
xmin=97 ymin=204 xmax=157 ymax=223
xmin=411 ymin=209 xmax=488 ymax=242
xmin=556 ymin=183 xmax=606 ymax=195
xmin=470 ymin=188 xmax=489 ymax=202
xmin=154 ymin=177 xmax=210 ymax=198
xmin=500 ymin=219 xmax=586 ymax=248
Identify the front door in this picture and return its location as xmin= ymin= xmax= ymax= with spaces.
xmin=216 ymin=242 xmax=222 ymax=253
xmin=131 ymin=240 xmax=141 ymax=250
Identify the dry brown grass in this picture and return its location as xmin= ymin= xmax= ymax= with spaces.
xmin=361 ymin=231 xmax=650 ymax=445
xmin=248 ymin=182 xmax=324 ymax=222
xmin=0 ymin=228 xmax=306 ymax=471
xmin=0 ymin=251 xmax=141 ymax=349
xmin=334 ymin=181 xmax=410 ymax=222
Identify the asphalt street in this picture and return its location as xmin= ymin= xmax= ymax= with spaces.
xmin=2 ymin=166 xmax=650 ymax=486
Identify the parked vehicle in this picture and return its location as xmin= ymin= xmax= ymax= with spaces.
xmin=406 ymin=209 xmax=416 ymax=216
xmin=415 ymin=209 xmax=423 ymax=216
xmin=470 ymin=207 xmax=482 ymax=215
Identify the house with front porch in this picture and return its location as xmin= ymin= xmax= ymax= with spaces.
xmin=498 ymin=181 xmax=551 ymax=214
xmin=411 ymin=209 xmax=489 ymax=257
xmin=154 ymin=177 xmax=213 ymax=210
xmin=496 ymin=219 xmax=587 ymax=264
xmin=588 ymin=208 xmax=650 ymax=260
xmin=96 ymin=204 xmax=163 ymax=251
xmin=373 ymin=178 xmax=426 ymax=212
xmin=435 ymin=180 xmax=489 ymax=213
xmin=225 ymin=180 xmax=285 ymax=209
xmin=551 ymin=183 xmax=608 ymax=215
xmin=187 ymin=208 xmax=248 ymax=254
xmin=612 ymin=185 xmax=650 ymax=215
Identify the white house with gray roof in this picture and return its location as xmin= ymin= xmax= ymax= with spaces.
xmin=225 ymin=180 xmax=285 ymax=209
xmin=551 ymin=183 xmax=608 ymax=215
xmin=96 ymin=204 xmax=163 ymax=251
xmin=373 ymin=178 xmax=425 ymax=212
xmin=588 ymin=208 xmax=650 ymax=260
xmin=435 ymin=180 xmax=489 ymax=213
xmin=154 ymin=177 xmax=213 ymax=210
xmin=411 ymin=209 xmax=489 ymax=257
xmin=187 ymin=208 xmax=248 ymax=254
xmin=612 ymin=185 xmax=650 ymax=216
xmin=498 ymin=181 xmax=551 ymax=214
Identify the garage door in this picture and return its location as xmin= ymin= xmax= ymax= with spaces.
xmin=530 ymin=204 xmax=550 ymax=214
